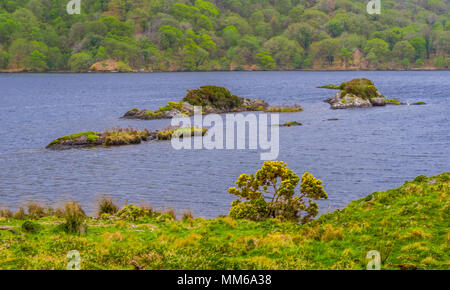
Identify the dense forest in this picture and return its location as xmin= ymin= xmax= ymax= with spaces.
xmin=0 ymin=0 xmax=449 ymax=72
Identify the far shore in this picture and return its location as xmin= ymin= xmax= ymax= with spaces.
xmin=1 ymin=68 xmax=449 ymax=74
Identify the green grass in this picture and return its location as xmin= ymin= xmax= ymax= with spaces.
xmin=265 ymin=105 xmax=303 ymax=113
xmin=46 ymin=128 xmax=150 ymax=148
xmin=0 ymin=173 xmax=448 ymax=270
xmin=318 ymin=84 xmax=341 ymax=89
xmin=384 ymin=98 xmax=402 ymax=105
xmin=46 ymin=131 xmax=101 ymax=148
xmin=157 ymin=127 xmax=208 ymax=140
xmin=339 ymin=78 xmax=381 ymax=100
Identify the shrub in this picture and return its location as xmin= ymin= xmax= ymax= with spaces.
xmin=339 ymin=78 xmax=381 ymax=99
xmin=434 ymin=56 xmax=447 ymax=68
xmin=27 ymin=202 xmax=45 ymax=219
xmin=13 ymin=207 xmax=26 ymax=220
xmin=181 ymin=210 xmax=193 ymax=221
xmin=0 ymin=209 xmax=13 ymax=218
xmin=157 ymin=126 xmax=207 ymax=140
xmin=229 ymin=198 xmax=268 ymax=220
xmin=165 ymin=208 xmax=177 ymax=221
xmin=21 ymin=221 xmax=40 ymax=233
xmin=413 ymin=175 xmax=428 ymax=183
xmin=156 ymin=213 xmax=174 ymax=222
xmin=0 ymin=51 xmax=11 ymax=69
xmin=60 ymin=202 xmax=87 ymax=234
xmin=183 ymin=86 xmax=243 ymax=109
xmin=228 ymin=161 xmax=328 ymax=223
xmin=116 ymin=61 xmax=133 ymax=72
xmin=104 ymin=127 xmax=150 ymax=146
xmin=69 ymin=53 xmax=93 ymax=72
xmin=97 ymin=196 xmax=119 ymax=216
xmin=117 ymin=204 xmax=145 ymax=220
xmin=415 ymin=58 xmax=424 ymax=66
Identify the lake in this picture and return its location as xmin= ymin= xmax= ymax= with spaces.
xmin=0 ymin=71 xmax=449 ymax=217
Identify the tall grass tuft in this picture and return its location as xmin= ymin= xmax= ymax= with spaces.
xmin=165 ymin=208 xmax=177 ymax=221
xmin=27 ymin=202 xmax=45 ymax=219
xmin=140 ymin=203 xmax=154 ymax=217
xmin=61 ymin=201 xmax=87 ymax=234
xmin=97 ymin=196 xmax=119 ymax=217
xmin=181 ymin=210 xmax=193 ymax=221
xmin=0 ymin=209 xmax=13 ymax=218
xmin=21 ymin=220 xmax=41 ymax=233
xmin=13 ymin=207 xmax=26 ymax=220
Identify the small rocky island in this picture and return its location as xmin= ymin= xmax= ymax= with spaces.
xmin=46 ymin=127 xmax=207 ymax=150
xmin=320 ymin=78 xmax=405 ymax=109
xmin=279 ymin=121 xmax=302 ymax=127
xmin=123 ymin=85 xmax=302 ymax=120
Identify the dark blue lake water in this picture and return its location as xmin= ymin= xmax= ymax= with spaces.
xmin=0 ymin=71 xmax=449 ymax=217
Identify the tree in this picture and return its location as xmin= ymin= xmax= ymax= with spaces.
xmin=228 ymin=161 xmax=328 ymax=223
xmin=434 ymin=56 xmax=447 ymax=68
xmin=364 ymin=38 xmax=390 ymax=63
xmin=9 ymin=38 xmax=48 ymax=69
xmin=183 ymin=38 xmax=208 ymax=70
xmin=171 ymin=3 xmax=200 ymax=22
xmin=288 ymin=5 xmax=304 ymax=22
xmin=326 ymin=15 xmax=345 ymax=37
xmin=339 ymin=47 xmax=353 ymax=67
xmin=257 ymin=51 xmax=276 ymax=70
xmin=69 ymin=52 xmax=93 ymax=72
xmin=311 ymin=38 xmax=340 ymax=65
xmin=264 ymin=36 xmax=304 ymax=68
xmin=222 ymin=25 xmax=240 ymax=48
xmin=0 ymin=50 xmax=11 ymax=69
xmin=409 ymin=37 xmax=427 ymax=60
xmin=158 ymin=25 xmax=183 ymax=50
xmin=196 ymin=14 xmax=213 ymax=31
xmin=47 ymin=47 xmax=64 ymax=70
xmin=26 ymin=49 xmax=47 ymax=71
xmin=0 ymin=0 xmax=447 ymax=71
xmin=99 ymin=16 xmax=133 ymax=37
xmin=194 ymin=0 xmax=219 ymax=18
xmin=401 ymin=58 xmax=410 ymax=70
xmin=0 ymin=14 xmax=18 ymax=44
xmin=433 ymin=31 xmax=450 ymax=56
xmin=392 ymin=40 xmax=415 ymax=61
xmin=286 ymin=23 xmax=316 ymax=50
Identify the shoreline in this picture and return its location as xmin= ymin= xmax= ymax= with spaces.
xmin=1 ymin=172 xmax=448 ymax=270
xmin=1 ymin=68 xmax=449 ymax=74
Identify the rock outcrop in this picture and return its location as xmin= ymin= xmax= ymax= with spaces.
xmin=46 ymin=127 xmax=206 ymax=149
xmin=321 ymin=78 xmax=404 ymax=109
xmin=123 ymin=85 xmax=301 ymax=120
xmin=279 ymin=121 xmax=302 ymax=127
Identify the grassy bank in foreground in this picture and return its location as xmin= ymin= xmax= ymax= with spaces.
xmin=0 ymin=173 xmax=448 ymax=270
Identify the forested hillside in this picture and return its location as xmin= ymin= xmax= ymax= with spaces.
xmin=0 ymin=0 xmax=449 ymax=72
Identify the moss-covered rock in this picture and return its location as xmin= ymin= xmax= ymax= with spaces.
xmin=384 ymin=98 xmax=404 ymax=105
xmin=123 ymin=86 xmax=272 ymax=120
xmin=317 ymin=84 xmax=341 ymax=89
xmin=411 ymin=101 xmax=426 ymax=105
xmin=46 ymin=131 xmax=102 ymax=149
xmin=183 ymin=86 xmax=243 ymax=110
xmin=46 ymin=126 xmax=209 ymax=150
xmin=321 ymin=78 xmax=404 ymax=109
xmin=279 ymin=121 xmax=302 ymax=127
xmin=46 ymin=128 xmax=155 ymax=149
